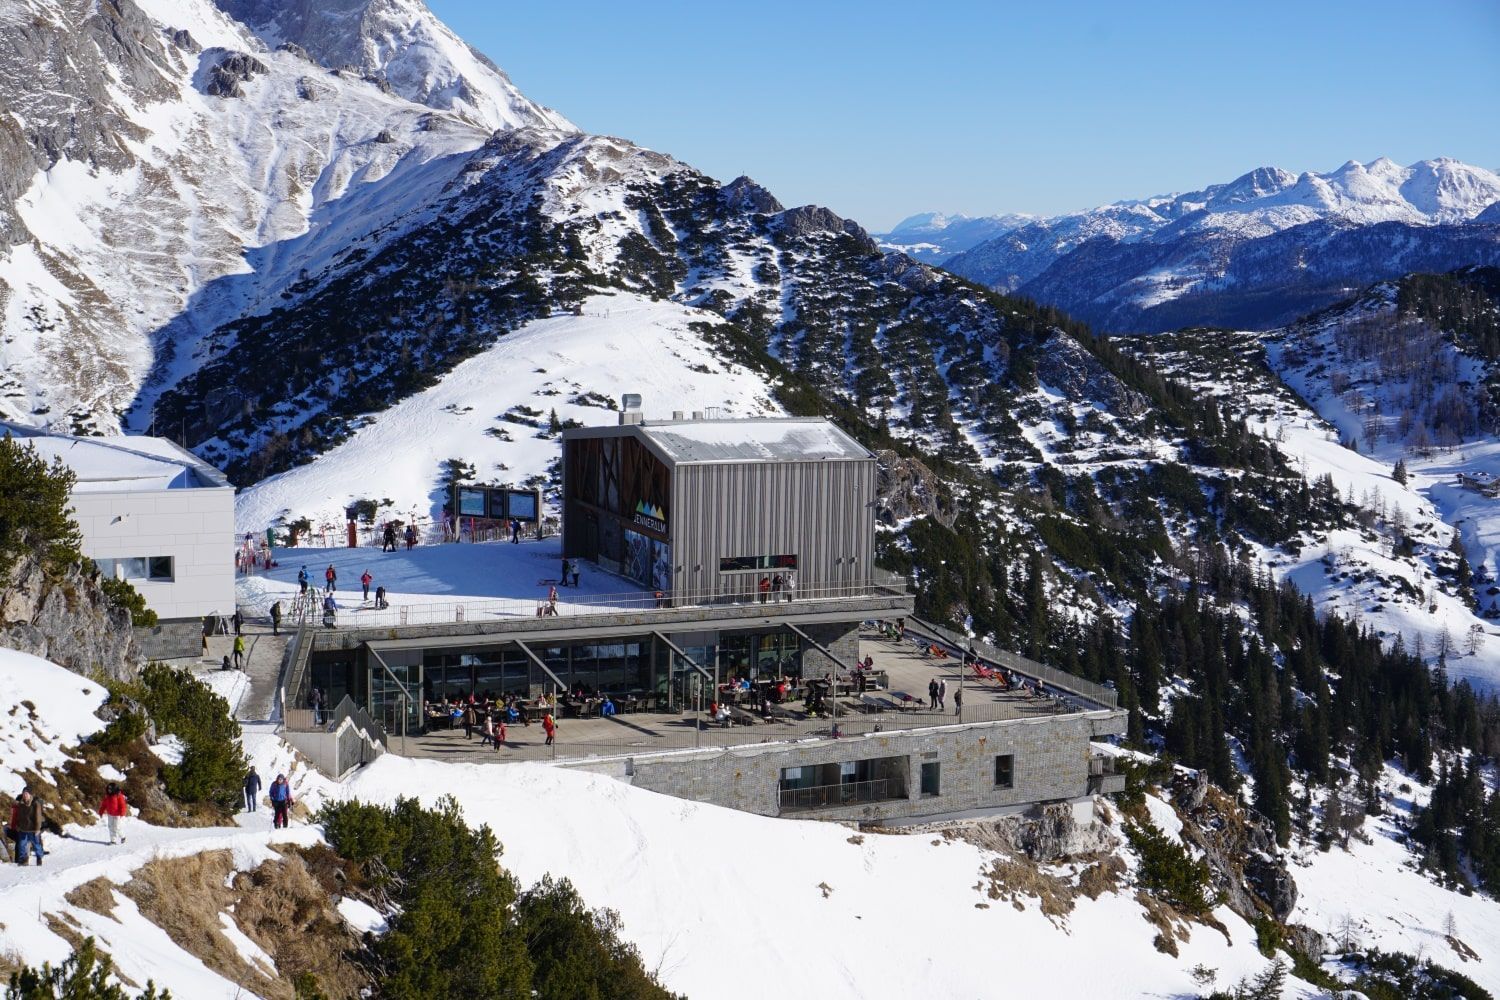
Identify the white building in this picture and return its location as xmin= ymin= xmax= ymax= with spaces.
xmin=3 ymin=423 xmax=235 ymax=623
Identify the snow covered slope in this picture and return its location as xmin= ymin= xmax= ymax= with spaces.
xmin=873 ymin=210 xmax=1034 ymax=263
xmin=0 ymin=0 xmax=537 ymax=434
xmin=211 ymin=0 xmax=572 ymax=132
xmin=234 ymin=293 xmax=779 ymax=532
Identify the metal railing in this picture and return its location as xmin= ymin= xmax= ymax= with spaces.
xmin=267 ymin=578 xmax=907 ymax=631
xmin=283 ymin=517 xmax=556 ymax=550
xmin=904 ymin=616 xmax=1119 ymax=709
xmin=778 ymin=778 xmax=902 ymax=811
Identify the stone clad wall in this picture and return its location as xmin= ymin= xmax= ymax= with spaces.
xmin=606 ymin=710 xmax=1128 ymax=823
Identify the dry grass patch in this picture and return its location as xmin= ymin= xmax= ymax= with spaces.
xmin=64 ymin=877 xmax=119 ymax=919
xmin=116 ymin=848 xmax=367 ymax=1000
xmin=979 ymin=854 xmax=1076 ymax=923
xmin=1077 ymin=854 xmax=1126 ymax=900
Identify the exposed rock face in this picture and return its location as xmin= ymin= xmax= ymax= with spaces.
xmin=942 ymin=802 xmax=1117 ymax=861
xmin=0 ymin=551 xmax=142 ymax=682
xmin=1035 ymin=334 xmax=1149 ymax=420
xmin=1172 ymin=771 xmax=1298 ymax=922
xmin=875 ymin=450 xmax=956 ymax=527
xmin=777 ymin=205 xmax=877 ymax=252
xmin=199 ymin=49 xmax=267 ymax=98
xmin=721 ymin=176 xmax=783 ymax=216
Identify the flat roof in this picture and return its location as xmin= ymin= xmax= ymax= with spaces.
xmin=0 ymin=422 xmax=232 ymax=491
xmin=565 ymin=417 xmax=875 ymax=465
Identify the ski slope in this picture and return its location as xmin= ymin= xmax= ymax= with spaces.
xmin=234 ymin=293 xmax=780 ymax=533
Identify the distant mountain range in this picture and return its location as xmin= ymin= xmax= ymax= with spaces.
xmin=890 ymin=158 xmax=1500 ymax=331
xmin=873 ymin=212 xmax=1034 ymax=264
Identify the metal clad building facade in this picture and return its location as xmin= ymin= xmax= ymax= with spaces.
xmin=673 ymin=457 xmax=874 ymax=598
xmin=562 ymin=416 xmax=876 ymax=600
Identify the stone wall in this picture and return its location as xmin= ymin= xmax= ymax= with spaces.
xmin=601 ymin=710 xmax=1127 ymax=824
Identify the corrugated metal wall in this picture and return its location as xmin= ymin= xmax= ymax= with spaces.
xmin=671 ymin=459 xmax=875 ymax=598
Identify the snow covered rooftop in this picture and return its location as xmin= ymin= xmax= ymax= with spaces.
xmin=0 ymin=422 xmax=231 ymax=492
xmin=627 ymin=418 xmax=873 ymax=465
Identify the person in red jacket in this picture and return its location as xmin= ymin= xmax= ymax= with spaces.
xmin=98 ymin=783 xmax=128 ymax=845
xmin=542 ymin=712 xmax=557 ymax=746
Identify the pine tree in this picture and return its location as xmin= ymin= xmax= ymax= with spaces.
xmin=1393 ymin=457 xmax=1409 ymax=485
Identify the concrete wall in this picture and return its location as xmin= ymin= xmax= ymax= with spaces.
xmin=612 ymin=710 xmax=1128 ymax=824
xmin=70 ymin=486 xmax=235 ymax=621
xmin=671 ymin=459 xmax=875 ymax=598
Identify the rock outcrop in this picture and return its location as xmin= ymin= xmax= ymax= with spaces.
xmin=875 ymin=450 xmax=957 ymax=527
xmin=1172 ymin=771 xmax=1297 ymax=921
xmin=0 ymin=551 xmax=142 ymax=682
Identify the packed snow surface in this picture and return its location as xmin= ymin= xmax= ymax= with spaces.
xmin=0 ymin=649 xmax=107 ymax=796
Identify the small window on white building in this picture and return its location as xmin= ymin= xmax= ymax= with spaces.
xmin=118 ymin=557 xmax=148 ymax=580
xmin=147 ymin=556 xmax=174 ymax=581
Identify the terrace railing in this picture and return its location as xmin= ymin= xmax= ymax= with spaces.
xmin=904 ymin=615 xmax=1119 ymax=710
xmin=778 ymin=778 xmax=903 ymax=811
xmin=297 ymin=578 xmax=909 ymax=631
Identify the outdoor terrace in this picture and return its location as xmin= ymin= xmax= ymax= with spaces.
xmin=382 ymin=630 xmax=1112 ymax=764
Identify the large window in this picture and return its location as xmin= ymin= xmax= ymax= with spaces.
xmin=920 ymin=762 xmax=941 ymax=797
xmin=994 ymin=755 xmax=1014 ymax=789
xmin=719 ymin=554 xmax=798 ymax=573
xmin=98 ymin=556 xmax=174 ymax=582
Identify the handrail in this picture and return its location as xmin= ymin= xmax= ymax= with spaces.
xmin=905 ymin=615 xmax=1119 ymax=709
xmin=269 ymin=578 xmax=908 ymax=630
xmin=778 ymin=778 xmax=902 ymax=811
xmin=278 ymin=622 xmax=314 ymax=727
xmin=326 ymin=694 xmax=388 ymax=747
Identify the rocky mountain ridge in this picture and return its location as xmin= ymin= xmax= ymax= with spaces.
xmin=933 ymin=158 xmax=1500 ymax=331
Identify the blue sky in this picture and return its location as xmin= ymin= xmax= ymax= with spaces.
xmin=428 ymin=0 xmax=1500 ymax=231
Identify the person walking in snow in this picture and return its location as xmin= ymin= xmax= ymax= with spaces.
xmin=542 ymin=712 xmax=557 ymax=746
xmin=270 ymin=600 xmax=282 ymax=636
xmin=510 ymin=518 xmax=521 ymax=544
xmin=383 ymin=523 xmax=397 ymax=552
xmin=233 ymin=633 xmax=246 ymax=669
xmin=297 ymin=566 xmax=309 ymax=595
xmin=404 ymin=524 xmax=416 ymax=550
xmin=324 ymin=564 xmax=337 ymax=593
xmin=10 ymin=788 xmax=45 ymax=866
xmin=360 ymin=569 xmax=373 ymax=602
xmin=98 ymin=783 xmax=128 ymax=845
xmin=268 ymin=774 xmax=293 ymax=829
xmin=560 ymin=557 xmax=570 ymax=588
xmin=243 ymin=766 xmax=262 ymax=812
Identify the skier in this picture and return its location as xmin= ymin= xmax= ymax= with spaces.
xmin=374 ymin=585 xmax=388 ymax=610
xmin=360 ymin=569 xmax=373 ymax=602
xmin=324 ymin=564 xmax=337 ymax=593
xmin=383 ymin=523 xmax=397 ymax=552
xmin=322 ymin=592 xmax=337 ymax=628
xmin=268 ymin=774 xmax=293 ymax=829
xmin=243 ymin=766 xmax=262 ymax=812
xmin=233 ymin=633 xmax=246 ymax=669
xmin=98 ymin=783 xmax=128 ymax=845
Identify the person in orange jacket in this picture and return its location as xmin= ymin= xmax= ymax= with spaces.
xmin=98 ymin=783 xmax=128 ymax=845
xmin=542 ymin=712 xmax=557 ymax=746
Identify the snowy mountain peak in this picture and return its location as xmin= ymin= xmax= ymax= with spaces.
xmin=211 ymin=0 xmax=572 ymax=131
